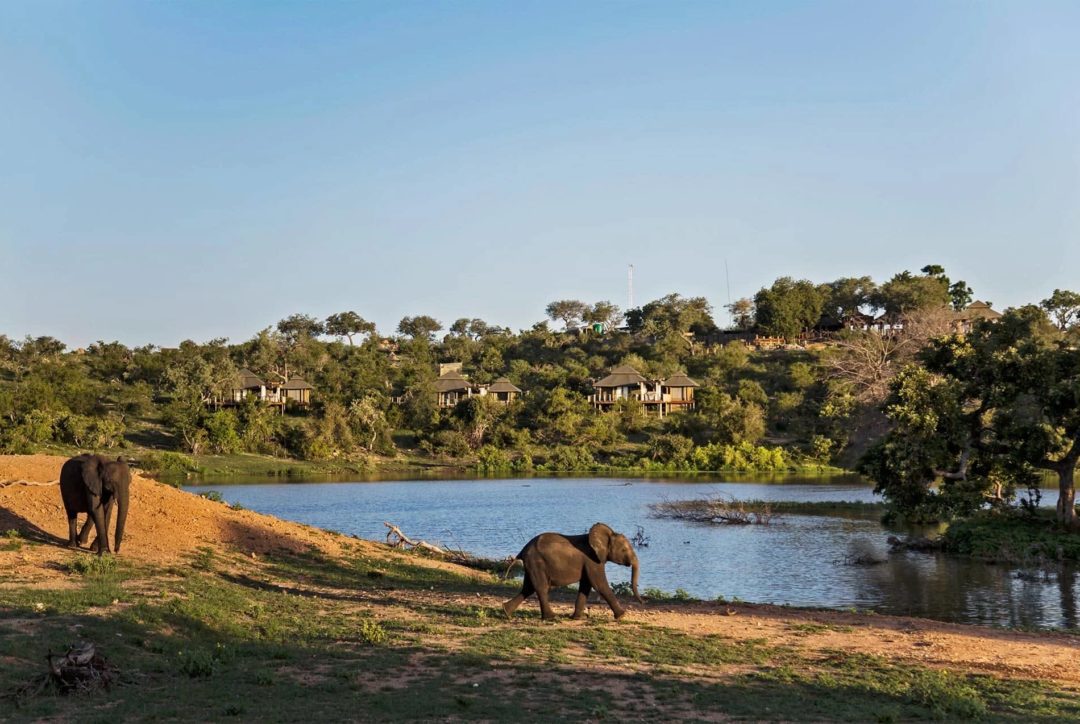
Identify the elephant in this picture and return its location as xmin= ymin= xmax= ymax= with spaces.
xmin=59 ymin=454 xmax=131 ymax=555
xmin=503 ymin=522 xmax=642 ymax=621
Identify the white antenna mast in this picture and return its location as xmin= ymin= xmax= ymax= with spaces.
xmin=628 ymin=264 xmax=634 ymax=309
xmin=725 ymin=258 xmax=732 ymax=324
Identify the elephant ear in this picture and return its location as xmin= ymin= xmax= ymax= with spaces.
xmin=588 ymin=523 xmax=614 ymax=562
xmin=81 ymin=456 xmax=104 ymax=497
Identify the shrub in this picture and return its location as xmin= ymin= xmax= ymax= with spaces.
xmin=136 ymin=451 xmax=199 ymax=479
xmin=430 ymin=430 xmax=471 ymax=459
xmin=66 ymin=555 xmax=118 ymax=576
xmin=541 ymin=445 xmax=596 ymax=471
xmin=358 ymin=619 xmax=387 ymax=646
xmin=476 ymin=445 xmax=512 ymax=474
xmin=204 ymin=410 xmax=242 ymax=454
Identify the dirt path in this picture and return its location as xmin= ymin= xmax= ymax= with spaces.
xmin=3 ymin=454 xmax=1078 ymax=686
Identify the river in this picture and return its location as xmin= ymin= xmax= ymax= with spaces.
xmin=183 ymin=474 xmax=1079 ymax=631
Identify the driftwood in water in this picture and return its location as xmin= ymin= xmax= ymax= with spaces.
xmin=651 ymin=494 xmax=777 ymax=525
xmin=887 ymin=535 xmax=944 ymax=552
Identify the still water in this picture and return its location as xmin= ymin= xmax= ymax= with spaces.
xmin=184 ymin=476 xmax=1079 ymax=631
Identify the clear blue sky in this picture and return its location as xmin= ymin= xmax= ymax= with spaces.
xmin=3 ymin=1 xmax=1078 ymax=347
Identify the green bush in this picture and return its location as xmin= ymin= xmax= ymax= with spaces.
xmin=476 ymin=445 xmax=512 ymax=473
xmin=136 ymin=451 xmax=199 ymax=479
xmin=540 ymin=445 xmax=596 ymax=471
xmin=204 ymin=410 xmax=242 ymax=454
xmin=691 ymin=441 xmax=791 ymax=472
xmin=66 ymin=555 xmax=118 ymax=576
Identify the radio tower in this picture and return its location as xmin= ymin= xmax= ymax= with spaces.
xmin=627 ymin=264 xmax=634 ymax=310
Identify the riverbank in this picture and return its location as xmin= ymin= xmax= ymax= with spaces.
xmin=2 ymin=455 xmax=1079 ymax=721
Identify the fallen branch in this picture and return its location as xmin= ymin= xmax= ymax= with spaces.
xmin=382 ymin=522 xmax=508 ymax=574
xmin=0 ymin=479 xmax=59 ymax=488
xmin=6 ymin=642 xmax=117 ymax=703
xmin=383 ymin=522 xmax=449 ymax=555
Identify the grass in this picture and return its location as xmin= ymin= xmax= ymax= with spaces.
xmin=2 ymin=529 xmax=22 ymax=552
xmin=2 ymin=538 xmax=1079 ymax=721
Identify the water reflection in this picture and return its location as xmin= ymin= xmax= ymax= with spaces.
xmin=183 ymin=476 xmax=1079 ymax=631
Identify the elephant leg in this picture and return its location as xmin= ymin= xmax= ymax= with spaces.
xmin=571 ymin=576 xmax=592 ymax=620
xmin=591 ymin=574 xmax=626 ymax=620
xmin=67 ymin=514 xmax=80 ymax=548
xmin=77 ymin=513 xmax=95 ymax=545
xmin=503 ymin=576 xmax=535 ymax=618
xmin=87 ymin=504 xmax=109 ymax=555
xmin=532 ymin=570 xmax=556 ymax=621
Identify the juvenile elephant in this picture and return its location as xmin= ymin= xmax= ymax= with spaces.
xmin=503 ymin=522 xmax=642 ymax=621
xmin=59 ymin=454 xmax=131 ymax=555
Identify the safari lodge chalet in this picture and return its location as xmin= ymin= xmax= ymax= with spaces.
xmin=216 ymin=368 xmax=313 ymax=412
xmin=590 ymin=365 xmax=699 ymax=416
xmin=434 ymin=369 xmax=523 ymax=408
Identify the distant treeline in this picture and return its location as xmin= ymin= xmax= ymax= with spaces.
xmin=2 ymin=268 xmax=1078 ymax=527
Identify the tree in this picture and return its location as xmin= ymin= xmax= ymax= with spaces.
xmin=753 ymin=278 xmax=828 ymax=339
xmin=397 ymin=315 xmax=443 ymax=341
xmin=948 ymin=280 xmax=973 ymax=311
xmin=348 ymin=395 xmax=391 ymax=452
xmin=1041 ymin=289 xmax=1080 ymax=332
xmin=276 ymin=314 xmax=326 ymax=379
xmin=725 ymin=298 xmax=755 ymax=330
xmin=545 ymin=300 xmax=589 ymax=330
xmin=682 ymin=387 xmax=765 ymax=446
xmin=277 ymin=314 xmax=325 ymax=345
xmin=325 ymin=311 xmax=375 ymax=346
xmin=582 ymin=301 xmax=622 ymax=331
xmin=872 ymin=269 xmax=951 ymax=319
xmin=862 ymin=306 xmax=1080 ymax=527
xmin=823 ymin=276 xmax=878 ymax=319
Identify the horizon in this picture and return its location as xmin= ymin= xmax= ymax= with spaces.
xmin=4 ymin=2 xmax=1078 ymax=347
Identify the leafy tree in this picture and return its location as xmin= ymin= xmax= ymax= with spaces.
xmin=725 ymin=298 xmax=755 ymax=330
xmin=348 ymin=395 xmax=392 ymax=452
xmin=545 ymin=300 xmax=589 ymax=330
xmin=397 ymin=315 xmax=443 ymax=341
xmin=872 ymin=270 xmax=950 ymax=318
xmin=277 ymin=314 xmax=326 ymax=345
xmin=682 ymin=388 xmax=765 ymax=445
xmin=626 ymin=293 xmax=715 ymax=336
xmin=1041 ymin=289 xmax=1080 ymax=332
xmin=863 ymin=306 xmax=1080 ymax=526
xmin=823 ymin=276 xmax=878 ymax=319
xmin=324 ymin=311 xmax=375 ymax=345
xmin=753 ymin=277 xmax=828 ymax=339
xmin=948 ymin=280 xmax=973 ymax=311
xmin=582 ymin=301 xmax=622 ymax=331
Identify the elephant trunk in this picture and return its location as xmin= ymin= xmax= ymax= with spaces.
xmin=113 ymin=489 xmax=128 ymax=553
xmin=630 ymin=556 xmax=642 ymax=603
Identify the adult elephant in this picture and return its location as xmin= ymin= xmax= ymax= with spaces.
xmin=503 ymin=522 xmax=642 ymax=621
xmin=59 ymin=454 xmax=131 ymax=555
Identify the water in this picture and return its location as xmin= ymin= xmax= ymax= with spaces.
xmin=184 ymin=475 xmax=1079 ymax=630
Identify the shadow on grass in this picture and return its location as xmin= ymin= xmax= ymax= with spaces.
xmin=2 ymin=598 xmax=1075 ymax=722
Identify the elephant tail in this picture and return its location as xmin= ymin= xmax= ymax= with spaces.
xmin=502 ymin=557 xmax=522 ymax=580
